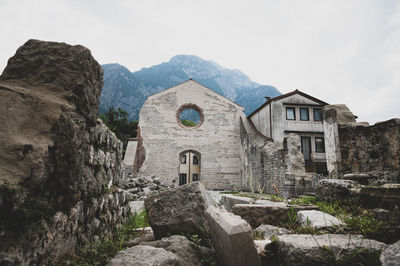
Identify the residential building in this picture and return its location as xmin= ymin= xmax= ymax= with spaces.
xmin=248 ymin=89 xmax=328 ymax=174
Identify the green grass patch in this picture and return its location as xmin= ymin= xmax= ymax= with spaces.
xmin=60 ymin=209 xmax=149 ymax=266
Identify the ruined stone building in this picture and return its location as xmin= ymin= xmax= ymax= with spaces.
xmin=136 ymin=79 xmax=245 ymax=190
xmin=127 ymin=79 xmax=400 ymax=193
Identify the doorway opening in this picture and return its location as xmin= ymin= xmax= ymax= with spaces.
xmin=179 ymin=150 xmax=201 ymax=185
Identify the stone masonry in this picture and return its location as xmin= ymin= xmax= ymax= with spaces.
xmin=323 ymin=105 xmax=400 ymax=183
xmin=138 ymin=80 xmax=244 ymax=190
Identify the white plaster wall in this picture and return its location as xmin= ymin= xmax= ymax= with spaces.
xmin=271 ymin=94 xmax=325 ymax=142
xmin=138 ymin=80 xmax=244 ymax=190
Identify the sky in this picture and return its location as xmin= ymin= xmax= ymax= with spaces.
xmin=0 ymin=0 xmax=399 ymax=124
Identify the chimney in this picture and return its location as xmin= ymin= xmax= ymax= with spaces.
xmin=265 ymin=96 xmax=271 ymax=102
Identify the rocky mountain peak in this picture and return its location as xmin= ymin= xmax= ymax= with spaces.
xmin=100 ymin=55 xmax=281 ymax=121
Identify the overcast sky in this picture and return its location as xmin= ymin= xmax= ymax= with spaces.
xmin=1 ymin=0 xmax=399 ymax=123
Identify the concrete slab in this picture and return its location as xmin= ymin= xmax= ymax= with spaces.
xmin=297 ymin=210 xmax=344 ymax=229
xmin=221 ymin=194 xmax=254 ymax=211
xmin=206 ymin=205 xmax=260 ymax=266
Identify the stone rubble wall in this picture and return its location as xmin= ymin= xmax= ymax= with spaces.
xmin=240 ymin=116 xmax=312 ymax=197
xmin=323 ymin=105 xmax=400 ymax=184
xmin=0 ymin=40 xmax=130 ymax=265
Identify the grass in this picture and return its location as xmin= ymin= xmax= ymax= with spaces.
xmin=60 ymin=209 xmax=149 ymax=265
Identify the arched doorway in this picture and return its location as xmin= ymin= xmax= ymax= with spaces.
xmin=179 ymin=150 xmax=201 ymax=185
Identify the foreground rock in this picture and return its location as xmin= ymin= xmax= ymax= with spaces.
xmin=316 ymin=179 xmax=356 ymax=202
xmin=254 ymin=224 xmax=290 ymax=240
xmin=140 ymin=235 xmax=208 ymax=266
xmin=0 ymin=40 xmax=129 ymax=264
xmin=380 ymin=240 xmax=400 ymax=266
xmin=206 ymin=205 xmax=260 ymax=266
xmin=297 ymin=210 xmax=344 ymax=229
xmin=107 ymin=245 xmax=180 ymax=266
xmin=231 ymin=202 xmax=316 ymax=227
xmin=274 ymin=234 xmax=386 ymax=266
xmin=144 ymin=182 xmax=216 ymax=239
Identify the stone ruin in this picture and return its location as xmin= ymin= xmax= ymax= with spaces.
xmin=0 ymin=40 xmax=131 ymax=264
xmin=1 ymin=39 xmax=399 ymax=265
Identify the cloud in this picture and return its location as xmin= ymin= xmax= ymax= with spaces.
xmin=0 ymin=0 xmax=399 ymax=123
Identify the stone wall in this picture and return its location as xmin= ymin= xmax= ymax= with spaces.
xmin=323 ymin=105 xmax=400 ymax=184
xmin=240 ymin=116 xmax=312 ymax=197
xmin=0 ymin=40 xmax=130 ymax=265
xmin=138 ymin=80 xmax=244 ymax=190
xmin=339 ymin=119 xmax=400 ymax=184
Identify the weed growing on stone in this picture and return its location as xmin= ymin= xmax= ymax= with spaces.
xmin=289 ymin=195 xmax=318 ymax=205
xmin=185 ymin=227 xmax=219 ymax=266
xmin=60 ymin=209 xmax=149 ymax=265
xmin=253 ymin=230 xmax=265 ymax=240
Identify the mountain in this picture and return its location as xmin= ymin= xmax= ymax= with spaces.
xmin=100 ymin=55 xmax=281 ymax=121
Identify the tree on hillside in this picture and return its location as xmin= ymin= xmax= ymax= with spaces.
xmin=98 ymin=107 xmax=138 ymax=153
xmin=181 ymin=119 xmax=197 ymax=127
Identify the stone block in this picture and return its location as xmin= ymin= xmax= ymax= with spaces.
xmin=144 ymin=182 xmax=216 ymax=239
xmin=254 ymin=224 xmax=290 ymax=240
xmin=343 ymin=173 xmax=370 ymax=185
xmin=297 ymin=210 xmax=344 ymax=229
xmin=206 ymin=205 xmax=260 ymax=266
xmin=276 ymin=234 xmax=386 ymax=266
xmin=107 ymin=245 xmax=181 ymax=266
xmin=140 ymin=235 xmax=205 ymax=266
xmin=380 ymin=240 xmax=400 ymax=266
xmin=221 ymin=194 xmax=254 ymax=211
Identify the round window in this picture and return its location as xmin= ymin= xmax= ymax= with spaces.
xmin=177 ymin=104 xmax=204 ymax=129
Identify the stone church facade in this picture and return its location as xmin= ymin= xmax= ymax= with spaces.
xmin=137 ymin=79 xmax=245 ymax=190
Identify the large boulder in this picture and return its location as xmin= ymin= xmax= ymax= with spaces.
xmin=0 ymin=39 xmax=102 ymax=124
xmin=316 ymin=179 xmax=356 ymax=201
xmin=274 ymin=234 xmax=386 ymax=266
xmin=107 ymin=245 xmax=181 ymax=266
xmin=144 ymin=182 xmax=216 ymax=239
xmin=380 ymin=240 xmax=400 ymax=266
xmin=140 ymin=235 xmax=208 ymax=266
xmin=0 ymin=40 xmax=128 ymax=264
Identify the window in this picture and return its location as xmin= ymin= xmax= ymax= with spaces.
xmin=181 ymin=155 xmax=186 ymax=164
xmin=300 ymin=108 xmax=310 ymax=121
xmin=192 ymin=173 xmax=199 ymax=181
xmin=314 ymin=108 xmax=322 ymax=121
xmin=301 ymin=137 xmax=312 ymax=161
xmin=177 ymin=103 xmax=204 ymax=129
xmin=286 ymin=107 xmax=296 ymax=120
xmin=179 ymin=174 xmax=187 ymax=185
xmin=315 ymin=137 xmax=325 ymax=153
xmin=193 ymin=155 xmax=198 ymax=165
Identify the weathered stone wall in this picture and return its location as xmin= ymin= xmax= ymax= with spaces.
xmin=138 ymin=80 xmax=244 ymax=190
xmin=338 ymin=119 xmax=400 ymax=184
xmin=323 ymin=105 xmax=400 ymax=184
xmin=240 ymin=116 xmax=312 ymax=197
xmin=0 ymin=40 xmax=130 ymax=265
